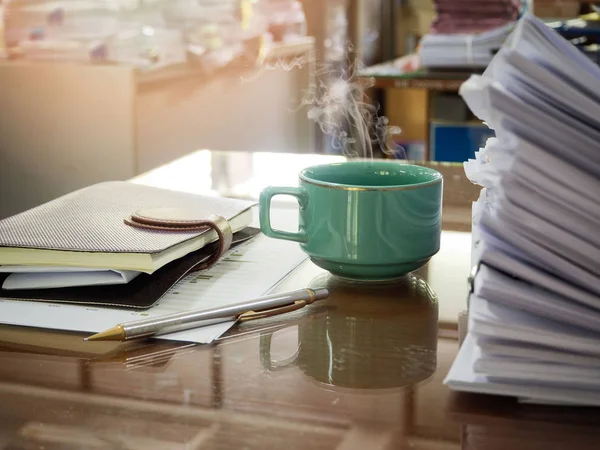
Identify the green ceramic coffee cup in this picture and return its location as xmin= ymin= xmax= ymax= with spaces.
xmin=259 ymin=161 xmax=443 ymax=280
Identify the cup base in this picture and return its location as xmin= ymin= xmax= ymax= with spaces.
xmin=309 ymin=257 xmax=431 ymax=281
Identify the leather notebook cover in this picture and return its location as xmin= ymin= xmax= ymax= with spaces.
xmin=0 ymin=227 xmax=260 ymax=309
xmin=0 ymin=181 xmax=255 ymax=272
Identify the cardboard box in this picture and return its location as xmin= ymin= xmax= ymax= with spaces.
xmin=391 ymin=140 xmax=426 ymax=161
xmin=533 ymin=1 xmax=580 ymax=19
xmin=385 ymin=88 xmax=429 ymax=142
xmin=431 ymin=93 xmax=470 ymax=122
xmin=396 ymin=0 xmax=436 ymax=54
xmin=405 ymin=0 xmax=437 ymax=36
xmin=410 ymin=160 xmax=480 ymax=232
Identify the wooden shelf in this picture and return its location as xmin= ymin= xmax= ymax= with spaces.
xmin=2 ymin=36 xmax=315 ymax=89
xmin=358 ymin=54 xmax=474 ymax=92
xmin=370 ymin=76 xmax=467 ymax=91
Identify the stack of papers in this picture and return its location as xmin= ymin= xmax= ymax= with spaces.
xmin=2 ymin=0 xmax=256 ymax=69
xmin=444 ymin=13 xmax=600 ymax=406
xmin=4 ymin=0 xmax=119 ymax=61
xmin=0 ymin=229 xmax=308 ymax=345
xmin=420 ymin=22 xmax=514 ymax=69
xmin=0 ymin=190 xmax=308 ymax=344
xmin=431 ymin=0 xmax=521 ymax=35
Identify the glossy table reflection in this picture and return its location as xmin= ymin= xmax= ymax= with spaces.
xmin=0 ymin=150 xmax=598 ymax=450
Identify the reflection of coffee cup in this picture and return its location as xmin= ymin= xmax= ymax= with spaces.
xmin=259 ymin=161 xmax=443 ymax=281
xmin=260 ymin=273 xmax=438 ymax=390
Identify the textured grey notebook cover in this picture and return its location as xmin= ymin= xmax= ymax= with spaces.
xmin=0 ymin=181 xmax=255 ymax=254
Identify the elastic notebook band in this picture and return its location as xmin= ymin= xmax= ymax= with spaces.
xmin=124 ymin=208 xmax=233 ymax=271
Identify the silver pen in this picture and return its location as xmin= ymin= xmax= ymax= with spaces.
xmin=85 ymin=288 xmax=329 ymax=342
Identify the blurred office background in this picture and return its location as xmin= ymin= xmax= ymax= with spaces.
xmin=0 ymin=0 xmax=593 ymax=217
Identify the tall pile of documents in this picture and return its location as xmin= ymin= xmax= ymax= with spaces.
xmin=420 ymin=0 xmax=521 ymax=68
xmin=444 ymin=13 xmax=600 ymax=406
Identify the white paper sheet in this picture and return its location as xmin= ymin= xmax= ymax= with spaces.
xmin=468 ymin=294 xmax=600 ymax=356
xmin=477 ymin=337 xmax=600 ymax=368
xmin=444 ymin=334 xmax=600 ymax=406
xmin=474 ymin=264 xmax=600 ymax=332
xmin=501 ymin=173 xmax=600 ymax=249
xmin=489 ymin=84 xmax=600 ymax=177
xmin=512 ymin=153 xmax=600 ymax=222
xmin=0 ymin=266 xmax=140 ymax=290
xmin=480 ymin=215 xmax=600 ymax=296
xmin=493 ymin=195 xmax=600 ymax=275
xmin=475 ymin=353 xmax=600 ymax=389
xmin=480 ymin=243 xmax=600 ymax=311
xmin=0 ymin=210 xmax=308 ymax=344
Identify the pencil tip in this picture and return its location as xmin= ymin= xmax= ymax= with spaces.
xmin=85 ymin=325 xmax=125 ymax=342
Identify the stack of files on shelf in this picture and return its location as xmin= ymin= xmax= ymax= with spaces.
xmin=2 ymin=0 xmax=188 ymax=68
xmin=431 ymin=0 xmax=521 ymax=35
xmin=3 ymin=0 xmax=120 ymax=61
xmin=420 ymin=22 xmax=514 ymax=69
xmin=444 ymin=12 xmax=600 ymax=406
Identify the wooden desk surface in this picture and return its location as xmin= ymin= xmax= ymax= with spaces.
xmin=1 ymin=150 xmax=598 ymax=449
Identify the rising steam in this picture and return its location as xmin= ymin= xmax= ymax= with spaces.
xmin=242 ymin=42 xmax=405 ymax=159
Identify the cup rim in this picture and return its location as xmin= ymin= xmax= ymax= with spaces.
xmin=298 ymin=161 xmax=443 ymax=191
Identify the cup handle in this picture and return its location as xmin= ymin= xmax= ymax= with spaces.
xmin=259 ymin=332 xmax=300 ymax=372
xmin=259 ymin=186 xmax=308 ymax=243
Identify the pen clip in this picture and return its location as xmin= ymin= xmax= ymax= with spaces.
xmin=237 ymin=300 xmax=308 ymax=322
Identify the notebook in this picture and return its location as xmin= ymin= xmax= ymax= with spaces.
xmin=0 ymin=181 xmax=255 ymax=273
xmin=0 ymin=227 xmax=260 ymax=309
xmin=0 ymin=224 xmax=309 ymax=344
